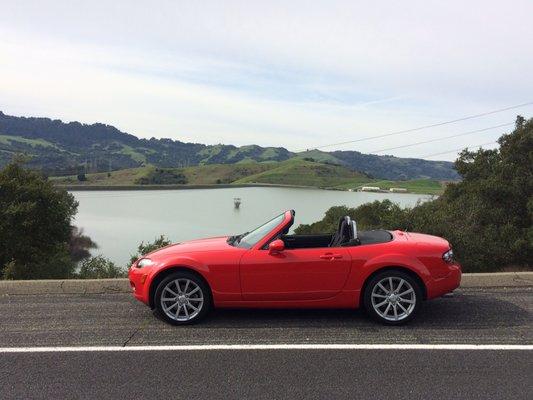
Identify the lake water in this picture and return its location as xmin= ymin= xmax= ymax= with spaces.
xmin=71 ymin=187 xmax=433 ymax=266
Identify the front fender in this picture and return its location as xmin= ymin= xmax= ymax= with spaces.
xmin=132 ymin=255 xmax=210 ymax=307
xmin=155 ymin=255 xmax=210 ymax=277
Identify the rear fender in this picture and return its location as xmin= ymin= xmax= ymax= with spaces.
xmin=349 ymin=253 xmax=431 ymax=290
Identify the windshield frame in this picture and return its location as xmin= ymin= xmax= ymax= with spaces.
xmin=234 ymin=210 xmax=293 ymax=250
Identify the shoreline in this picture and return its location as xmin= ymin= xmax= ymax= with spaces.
xmin=56 ymin=183 xmax=439 ymax=195
xmin=56 ymin=183 xmax=322 ymax=191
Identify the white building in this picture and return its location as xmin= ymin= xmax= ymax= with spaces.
xmin=360 ymin=186 xmax=381 ymax=192
xmin=389 ymin=187 xmax=408 ymax=193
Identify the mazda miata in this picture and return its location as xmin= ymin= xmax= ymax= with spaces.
xmin=129 ymin=210 xmax=461 ymax=325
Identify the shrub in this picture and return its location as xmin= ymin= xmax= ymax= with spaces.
xmin=136 ymin=168 xmax=187 ymax=184
xmin=128 ymin=235 xmax=172 ymax=266
xmin=295 ymin=200 xmax=414 ymax=234
xmin=77 ymin=255 xmax=126 ymax=279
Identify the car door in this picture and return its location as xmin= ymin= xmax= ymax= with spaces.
xmin=239 ymin=246 xmax=352 ymax=301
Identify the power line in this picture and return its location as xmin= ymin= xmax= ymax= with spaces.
xmin=421 ymin=141 xmax=499 ymax=159
xmin=369 ymin=122 xmax=513 ymax=154
xmin=299 ymin=101 xmax=532 ymax=151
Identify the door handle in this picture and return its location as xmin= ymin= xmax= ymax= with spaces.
xmin=320 ymin=253 xmax=343 ymax=260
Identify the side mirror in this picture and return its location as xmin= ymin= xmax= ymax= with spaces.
xmin=268 ymin=239 xmax=285 ymax=254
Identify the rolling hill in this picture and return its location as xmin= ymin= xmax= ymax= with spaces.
xmin=0 ymin=111 xmax=459 ymax=180
xmin=51 ymin=159 xmax=444 ymax=194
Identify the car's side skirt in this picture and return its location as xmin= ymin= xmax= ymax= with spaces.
xmin=214 ymin=290 xmax=360 ymax=309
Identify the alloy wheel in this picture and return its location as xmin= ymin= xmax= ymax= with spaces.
xmin=370 ymin=277 xmax=416 ymax=322
xmin=160 ymin=278 xmax=204 ymax=322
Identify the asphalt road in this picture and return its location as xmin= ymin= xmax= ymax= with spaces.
xmin=0 ymin=288 xmax=532 ymax=399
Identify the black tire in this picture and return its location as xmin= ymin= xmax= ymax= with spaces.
xmin=154 ymin=271 xmax=212 ymax=325
xmin=363 ymin=269 xmax=422 ymax=325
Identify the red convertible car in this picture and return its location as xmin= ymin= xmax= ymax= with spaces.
xmin=129 ymin=210 xmax=461 ymax=325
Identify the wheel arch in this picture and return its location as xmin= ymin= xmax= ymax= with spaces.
xmin=359 ymin=266 xmax=428 ymax=308
xmin=148 ymin=266 xmax=213 ymax=309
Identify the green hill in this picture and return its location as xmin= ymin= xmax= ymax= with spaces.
xmin=51 ymin=159 xmax=445 ymax=194
xmin=234 ymin=159 xmax=369 ymax=187
xmin=51 ymin=163 xmax=277 ymax=186
xmin=0 ymin=110 xmax=460 ymax=180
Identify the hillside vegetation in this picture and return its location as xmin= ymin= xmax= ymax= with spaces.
xmin=51 ymin=158 xmax=444 ymax=194
xmin=234 ymin=159 xmax=368 ymax=187
xmin=0 ymin=111 xmax=459 ymax=180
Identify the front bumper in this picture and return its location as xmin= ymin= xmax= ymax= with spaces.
xmin=128 ymin=266 xmax=152 ymax=305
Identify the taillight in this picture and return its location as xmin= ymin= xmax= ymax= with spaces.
xmin=442 ymin=249 xmax=454 ymax=263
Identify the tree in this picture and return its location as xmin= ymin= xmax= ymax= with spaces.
xmin=428 ymin=115 xmax=533 ymax=271
xmin=0 ymin=157 xmax=78 ymax=279
xmin=69 ymin=226 xmax=98 ymax=263
xmin=297 ymin=117 xmax=532 ymax=272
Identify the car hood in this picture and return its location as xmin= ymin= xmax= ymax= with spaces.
xmin=147 ymin=236 xmax=231 ymax=259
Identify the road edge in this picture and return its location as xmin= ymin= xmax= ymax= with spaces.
xmin=0 ymin=272 xmax=531 ymax=295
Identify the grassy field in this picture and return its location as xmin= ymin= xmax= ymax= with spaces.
xmin=49 ymin=166 xmax=149 ymax=185
xmin=0 ymin=134 xmax=59 ymax=149
xmin=50 ymin=159 xmax=446 ymax=194
xmin=234 ymin=159 xmax=369 ymax=188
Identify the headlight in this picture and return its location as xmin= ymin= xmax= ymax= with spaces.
xmin=442 ymin=249 xmax=454 ymax=263
xmin=136 ymin=258 xmax=154 ymax=268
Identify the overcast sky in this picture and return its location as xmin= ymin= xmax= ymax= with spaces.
xmin=1 ymin=1 xmax=532 ymax=160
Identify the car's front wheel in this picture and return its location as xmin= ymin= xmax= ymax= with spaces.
xmin=363 ymin=270 xmax=422 ymax=325
xmin=154 ymin=271 xmax=212 ymax=325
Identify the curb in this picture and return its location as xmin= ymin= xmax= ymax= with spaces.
xmin=460 ymin=272 xmax=533 ymax=288
xmin=0 ymin=272 xmax=531 ymax=296
xmin=0 ymin=279 xmax=130 ymax=295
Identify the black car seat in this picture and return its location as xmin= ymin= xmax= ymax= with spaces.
xmin=329 ymin=216 xmax=351 ymax=247
xmin=341 ymin=220 xmax=361 ymax=246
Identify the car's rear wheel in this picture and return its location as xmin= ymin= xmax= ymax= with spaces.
xmin=363 ymin=270 xmax=422 ymax=325
xmin=154 ymin=271 xmax=211 ymax=325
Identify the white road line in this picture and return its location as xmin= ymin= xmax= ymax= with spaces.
xmin=0 ymin=344 xmax=531 ymax=353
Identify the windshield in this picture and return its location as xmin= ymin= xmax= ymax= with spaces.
xmin=235 ymin=213 xmax=285 ymax=249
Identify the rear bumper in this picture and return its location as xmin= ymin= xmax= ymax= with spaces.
xmin=426 ymin=263 xmax=462 ymax=299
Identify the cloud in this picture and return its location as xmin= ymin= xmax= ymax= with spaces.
xmin=0 ymin=1 xmax=532 ymax=160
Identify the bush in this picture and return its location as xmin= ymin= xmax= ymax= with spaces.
xmin=77 ymin=255 xmax=126 ymax=279
xmin=297 ymin=117 xmax=533 ymax=273
xmin=295 ymin=201 xmax=413 ymax=234
xmin=128 ymin=235 xmax=172 ymax=266
xmin=3 ymin=245 xmax=74 ymax=280
xmin=136 ymin=168 xmax=187 ymax=184
xmin=0 ymin=157 xmax=78 ymax=279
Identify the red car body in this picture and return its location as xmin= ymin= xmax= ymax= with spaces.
xmin=129 ymin=210 xmax=461 ymax=312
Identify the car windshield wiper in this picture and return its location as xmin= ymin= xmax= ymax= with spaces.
xmin=227 ymin=232 xmax=248 ymax=245
xmin=236 ymin=232 xmax=249 ymax=244
xmin=232 ymin=232 xmax=249 ymax=245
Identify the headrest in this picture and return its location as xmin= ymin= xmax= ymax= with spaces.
xmin=351 ymin=220 xmax=358 ymax=239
